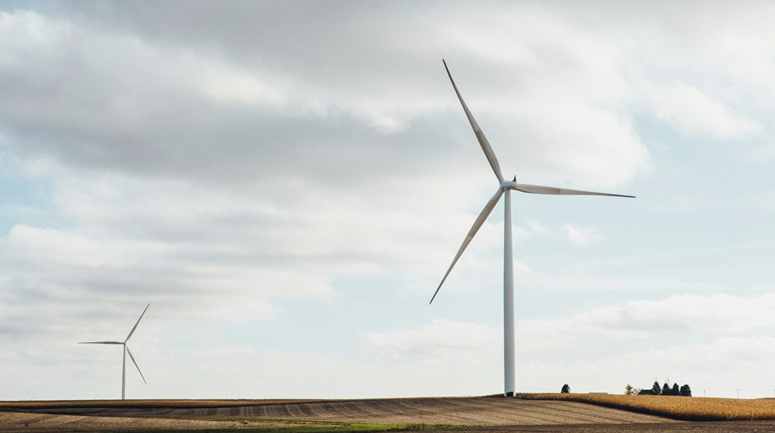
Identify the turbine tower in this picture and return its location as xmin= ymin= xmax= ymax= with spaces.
xmin=430 ymin=60 xmax=634 ymax=397
xmin=79 ymin=303 xmax=150 ymax=400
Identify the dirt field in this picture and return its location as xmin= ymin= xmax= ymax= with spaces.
xmin=4 ymin=395 xmax=772 ymax=433
xmin=0 ymin=411 xmax=264 ymax=432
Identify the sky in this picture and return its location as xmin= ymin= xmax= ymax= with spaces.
xmin=1 ymin=0 xmax=775 ymax=401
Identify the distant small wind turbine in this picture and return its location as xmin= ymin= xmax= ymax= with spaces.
xmin=79 ymin=304 xmax=150 ymax=400
xmin=430 ymin=60 xmax=634 ymax=397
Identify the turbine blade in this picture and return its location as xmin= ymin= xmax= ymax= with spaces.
xmin=443 ymin=59 xmax=504 ymax=183
xmin=78 ymin=341 xmax=123 ymax=344
xmin=513 ymin=183 xmax=635 ymax=198
xmin=125 ymin=303 xmax=150 ymax=342
xmin=125 ymin=345 xmax=147 ymax=385
xmin=430 ymin=187 xmax=504 ymax=304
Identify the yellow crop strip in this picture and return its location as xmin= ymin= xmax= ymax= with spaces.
xmin=520 ymin=393 xmax=775 ymax=421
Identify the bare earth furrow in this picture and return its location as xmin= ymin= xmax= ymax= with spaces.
xmin=0 ymin=396 xmax=679 ymax=432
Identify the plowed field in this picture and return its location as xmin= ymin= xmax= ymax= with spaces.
xmin=0 ymin=411 xmax=261 ymax=432
xmin=63 ymin=396 xmax=673 ymax=425
xmin=1 ymin=396 xmax=675 ymax=432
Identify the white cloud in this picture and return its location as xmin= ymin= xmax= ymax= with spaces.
xmin=5 ymin=225 xmax=150 ymax=268
xmin=199 ymin=66 xmax=287 ymax=107
xmin=370 ymin=293 xmax=775 ymax=361
xmin=526 ymin=218 xmax=550 ymax=236
xmin=523 ymin=218 xmax=603 ymax=245
xmin=533 ymin=293 xmax=775 ymax=345
xmin=426 ymin=9 xmax=650 ymax=189
xmin=651 ymin=84 xmax=761 ymax=140
xmin=625 ymin=293 xmax=775 ymax=333
xmin=0 ymin=10 xmax=67 ymax=64
xmin=561 ymin=224 xmax=602 ymax=245
xmin=367 ymin=318 xmax=500 ymax=358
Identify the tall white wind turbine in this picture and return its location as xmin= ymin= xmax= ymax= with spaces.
xmin=79 ymin=304 xmax=150 ymax=400
xmin=430 ymin=60 xmax=634 ymax=397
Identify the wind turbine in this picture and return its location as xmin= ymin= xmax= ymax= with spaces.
xmin=430 ymin=60 xmax=634 ymax=397
xmin=79 ymin=304 xmax=150 ymax=400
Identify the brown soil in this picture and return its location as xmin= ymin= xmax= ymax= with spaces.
xmin=0 ymin=411 xmax=260 ymax=432
xmin=15 ymin=396 xmax=673 ymax=426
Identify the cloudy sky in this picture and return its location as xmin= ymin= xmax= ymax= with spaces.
xmin=2 ymin=1 xmax=775 ymax=400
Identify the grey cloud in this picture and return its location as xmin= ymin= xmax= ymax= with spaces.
xmin=0 ymin=11 xmax=462 ymax=189
xmin=0 ymin=1 xmax=653 ymax=357
xmin=2 ymin=2 xmax=653 ymax=194
xmin=0 ymin=1 xmax=655 ymax=386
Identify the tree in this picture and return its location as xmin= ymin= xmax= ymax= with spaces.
xmin=625 ymin=384 xmax=634 ymax=395
xmin=561 ymin=384 xmax=570 ymax=393
xmin=662 ymin=383 xmax=671 ymax=395
xmin=680 ymin=384 xmax=692 ymax=397
xmin=672 ymin=383 xmax=680 ymax=396
xmin=651 ymin=381 xmax=661 ymax=395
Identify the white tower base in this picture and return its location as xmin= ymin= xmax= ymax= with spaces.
xmin=121 ymin=345 xmax=126 ymax=400
xmin=504 ymin=189 xmax=515 ymax=397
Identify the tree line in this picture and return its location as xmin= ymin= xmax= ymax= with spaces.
xmin=625 ymin=381 xmax=692 ymax=396
xmin=559 ymin=382 xmax=692 ymax=396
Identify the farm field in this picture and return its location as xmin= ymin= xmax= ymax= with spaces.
xmin=520 ymin=393 xmax=775 ymax=421
xmin=0 ymin=395 xmax=670 ymax=432
xmin=2 ymin=394 xmax=775 ymax=432
xmin=3 ymin=396 xmax=672 ymax=426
